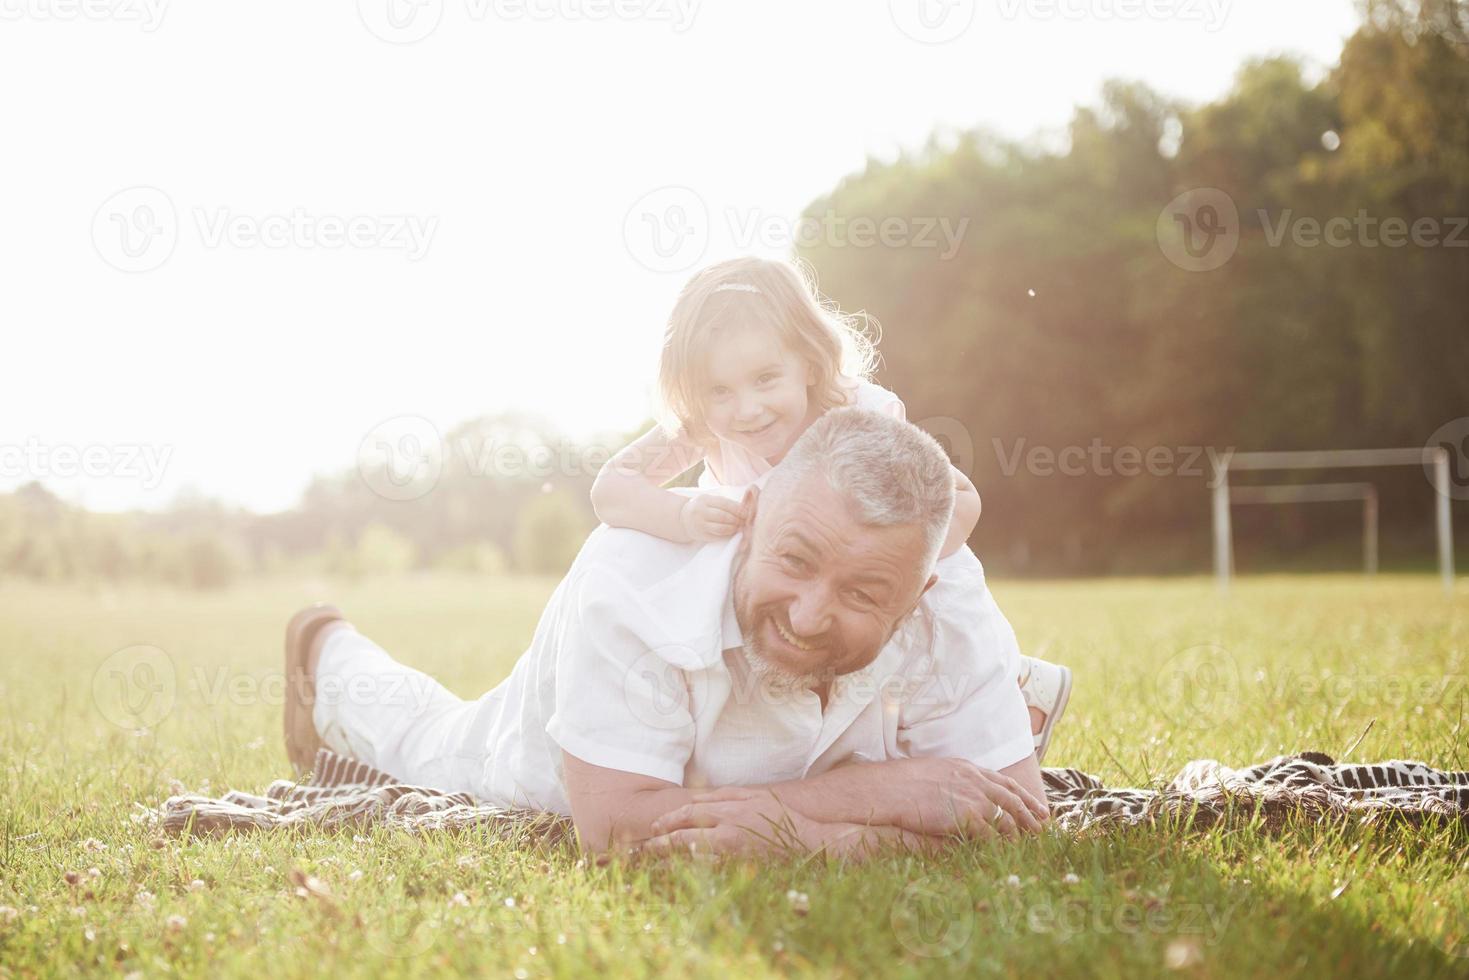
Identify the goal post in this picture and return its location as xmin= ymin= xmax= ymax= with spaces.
xmin=1211 ymin=448 xmax=1454 ymax=594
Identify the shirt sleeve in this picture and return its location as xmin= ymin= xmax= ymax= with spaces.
xmin=544 ymin=570 xmax=698 ymax=785
xmin=894 ymin=555 xmax=1034 ymax=772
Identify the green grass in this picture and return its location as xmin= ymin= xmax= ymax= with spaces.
xmin=2 ymin=573 xmax=1467 ymax=978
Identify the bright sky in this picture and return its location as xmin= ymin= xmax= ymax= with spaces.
xmin=1 ymin=0 xmax=1362 ymax=513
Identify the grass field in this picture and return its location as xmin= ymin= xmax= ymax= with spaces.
xmin=2 ymin=572 xmax=1466 ymax=977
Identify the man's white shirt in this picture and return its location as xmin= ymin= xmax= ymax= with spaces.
xmin=466 ymin=523 xmax=1035 ymax=815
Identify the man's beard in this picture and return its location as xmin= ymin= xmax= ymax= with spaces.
xmin=731 ymin=548 xmax=839 ymax=694
xmin=740 ymin=640 xmax=832 ymax=694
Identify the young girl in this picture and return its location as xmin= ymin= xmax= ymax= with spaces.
xmin=591 ymin=256 xmax=1071 ymax=762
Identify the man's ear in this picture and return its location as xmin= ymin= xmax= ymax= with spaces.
xmin=920 ymin=572 xmax=939 ymax=599
xmin=738 ymin=485 xmax=760 ymax=530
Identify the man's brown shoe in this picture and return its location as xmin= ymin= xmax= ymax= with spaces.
xmin=284 ymin=603 xmax=345 ymax=776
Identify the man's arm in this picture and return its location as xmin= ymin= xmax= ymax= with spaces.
xmin=562 ymin=748 xmax=1047 ymax=855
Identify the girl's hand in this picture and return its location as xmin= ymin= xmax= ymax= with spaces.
xmin=679 ymin=494 xmax=745 ymax=542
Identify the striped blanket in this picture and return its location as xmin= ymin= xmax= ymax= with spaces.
xmin=149 ymin=749 xmax=1469 ymax=843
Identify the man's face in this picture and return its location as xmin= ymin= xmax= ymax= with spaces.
xmin=731 ymin=475 xmax=936 ymax=687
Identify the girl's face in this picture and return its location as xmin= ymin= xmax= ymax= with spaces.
xmin=700 ymin=324 xmax=817 ymax=464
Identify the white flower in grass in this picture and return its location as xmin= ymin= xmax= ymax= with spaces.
xmin=1062 ymin=873 xmax=1080 ymax=886
xmin=81 ymin=838 xmax=109 ymax=853
xmin=449 ymin=892 xmax=470 ymax=908
xmin=0 ymin=906 xmax=19 ymax=923
xmin=88 ymin=867 xmax=102 ymax=879
xmin=1005 ymin=875 xmax=1021 ymax=888
xmin=134 ymin=890 xmax=156 ymax=910
xmin=189 ymin=879 xmax=206 ymax=892
xmin=348 ymin=870 xmax=364 ymax=882
xmin=166 ymin=914 xmax=187 ymax=933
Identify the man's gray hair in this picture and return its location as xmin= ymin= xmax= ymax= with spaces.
xmin=764 ymin=407 xmax=956 ymax=573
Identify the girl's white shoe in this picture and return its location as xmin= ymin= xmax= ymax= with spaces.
xmin=1018 ymin=655 xmax=1073 ymax=764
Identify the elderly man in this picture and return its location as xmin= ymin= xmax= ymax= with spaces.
xmin=283 ymin=408 xmax=1047 ymax=856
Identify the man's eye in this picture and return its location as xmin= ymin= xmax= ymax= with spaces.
xmin=710 ymin=386 xmax=731 ymax=398
xmin=757 ymin=372 xmax=779 ymax=385
xmin=846 ymin=589 xmax=875 ymax=606
xmin=781 ymin=553 xmax=808 ymax=572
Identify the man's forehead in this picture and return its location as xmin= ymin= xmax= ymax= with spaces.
xmin=759 ymin=475 xmax=926 ymax=563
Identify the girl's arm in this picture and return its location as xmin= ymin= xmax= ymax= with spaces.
xmin=940 ymin=464 xmax=982 ymax=558
xmin=591 ymin=425 xmax=735 ymax=543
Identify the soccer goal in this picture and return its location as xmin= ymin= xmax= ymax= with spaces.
xmin=1211 ymin=448 xmax=1455 ymax=594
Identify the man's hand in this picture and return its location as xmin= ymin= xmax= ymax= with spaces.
xmin=640 ymin=786 xmax=823 ymax=857
xmin=882 ymin=756 xmax=1049 ymax=839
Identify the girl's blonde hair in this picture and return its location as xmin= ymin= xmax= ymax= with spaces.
xmin=656 ymin=256 xmax=879 ymax=445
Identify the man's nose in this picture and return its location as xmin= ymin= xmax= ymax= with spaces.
xmin=788 ymin=582 xmax=834 ymax=637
